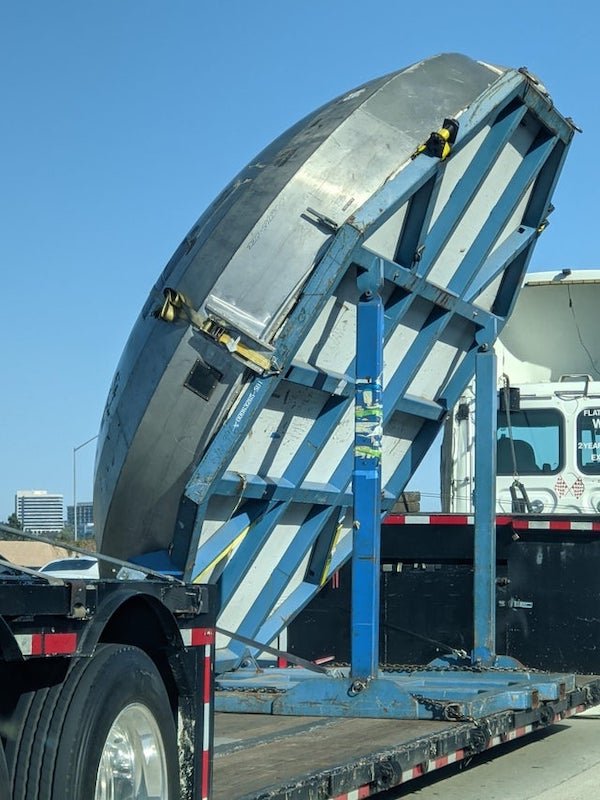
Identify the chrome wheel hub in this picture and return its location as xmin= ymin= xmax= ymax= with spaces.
xmin=95 ymin=703 xmax=168 ymax=800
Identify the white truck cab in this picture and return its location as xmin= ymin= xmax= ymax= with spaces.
xmin=442 ymin=270 xmax=600 ymax=514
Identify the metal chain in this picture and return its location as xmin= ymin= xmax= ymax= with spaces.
xmin=330 ymin=662 xmax=544 ymax=674
xmin=411 ymin=693 xmax=465 ymax=721
xmin=215 ymin=683 xmax=286 ymax=694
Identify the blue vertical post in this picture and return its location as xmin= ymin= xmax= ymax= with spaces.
xmin=472 ymin=338 xmax=498 ymax=665
xmin=351 ymin=259 xmax=384 ymax=680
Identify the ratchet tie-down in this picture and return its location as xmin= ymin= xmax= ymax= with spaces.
xmin=155 ymin=287 xmax=274 ymax=374
xmin=411 ymin=117 xmax=459 ymax=161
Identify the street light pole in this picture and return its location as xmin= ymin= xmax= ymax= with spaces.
xmin=73 ymin=435 xmax=99 ymax=541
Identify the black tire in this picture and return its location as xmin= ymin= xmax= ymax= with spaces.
xmin=9 ymin=644 xmax=178 ymax=799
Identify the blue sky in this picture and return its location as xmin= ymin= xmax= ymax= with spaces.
xmin=1 ymin=1 xmax=597 ymax=522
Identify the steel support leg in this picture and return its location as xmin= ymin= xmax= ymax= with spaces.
xmin=351 ymin=264 xmax=384 ymax=680
xmin=472 ymin=343 xmax=498 ymax=665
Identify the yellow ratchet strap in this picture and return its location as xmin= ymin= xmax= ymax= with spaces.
xmin=411 ymin=117 xmax=459 ymax=161
xmin=200 ymin=319 xmax=272 ymax=372
xmin=319 ymin=522 xmax=344 ymax=587
xmin=156 ymin=288 xmax=207 ymax=328
xmin=156 ymin=287 xmax=273 ymax=373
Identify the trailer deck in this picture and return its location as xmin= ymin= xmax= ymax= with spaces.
xmin=212 ymin=677 xmax=600 ymax=800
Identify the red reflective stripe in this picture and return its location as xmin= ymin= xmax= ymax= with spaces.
xmin=545 ymin=520 xmax=571 ymax=530
xmin=203 ymin=653 xmax=212 ymax=704
xmin=31 ymin=634 xmax=43 ymax=656
xmin=191 ymin=628 xmax=215 ymax=646
xmin=384 ymin=514 xmax=473 ymax=526
xmin=386 ymin=514 xmax=600 ymax=532
xmin=358 ymin=788 xmax=371 ymax=798
xmin=435 ymin=515 xmax=468 ymax=525
xmin=43 ymin=633 xmax=77 ymax=655
xmin=201 ymin=748 xmax=210 ymax=799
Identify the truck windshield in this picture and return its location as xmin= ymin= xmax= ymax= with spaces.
xmin=577 ymin=408 xmax=600 ymax=474
xmin=497 ymin=409 xmax=563 ymax=475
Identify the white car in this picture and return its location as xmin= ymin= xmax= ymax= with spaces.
xmin=38 ymin=557 xmax=99 ymax=580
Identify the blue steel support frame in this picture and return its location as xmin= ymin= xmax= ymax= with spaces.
xmin=351 ymin=262 xmax=385 ymax=680
xmin=158 ymin=69 xmax=577 ymax=706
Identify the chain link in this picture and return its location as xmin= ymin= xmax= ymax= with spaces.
xmin=410 ymin=693 xmax=465 ymax=720
xmin=215 ymin=683 xmax=286 ymax=694
xmin=329 ymin=661 xmax=544 ymax=674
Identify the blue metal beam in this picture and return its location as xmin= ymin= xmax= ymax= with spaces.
xmin=448 ymin=133 xmax=557 ymax=296
xmin=218 ymin=500 xmax=290 ymax=608
xmin=472 ymin=339 xmax=498 ymax=665
xmin=190 ymin=501 xmax=268 ymax=581
xmin=349 ymin=71 xmax=526 ymax=236
xmin=226 ymin=505 xmax=341 ymax=653
xmin=214 ymin=472 xmax=352 ymax=506
xmin=411 ymin=100 xmax=528 ymax=276
xmin=254 ymin=527 xmax=353 ymax=649
xmin=285 ymin=360 xmax=353 ymax=397
xmin=351 ymin=262 xmax=384 ymax=680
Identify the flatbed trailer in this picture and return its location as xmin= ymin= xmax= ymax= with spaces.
xmin=212 ymin=678 xmax=600 ymax=800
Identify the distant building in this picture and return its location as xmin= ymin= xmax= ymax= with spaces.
xmin=67 ymin=500 xmax=94 ymax=538
xmin=15 ymin=490 xmax=64 ymax=535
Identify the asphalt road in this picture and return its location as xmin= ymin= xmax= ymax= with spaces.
xmin=380 ymin=707 xmax=600 ymax=800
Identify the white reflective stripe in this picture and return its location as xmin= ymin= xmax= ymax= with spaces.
xmin=15 ymin=635 xmax=32 ymax=656
xmin=203 ymin=644 xmax=211 ymax=745
xmin=181 ymin=629 xmax=192 ymax=647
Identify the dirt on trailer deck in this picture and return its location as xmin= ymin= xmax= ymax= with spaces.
xmin=212 ymin=712 xmax=465 ymax=800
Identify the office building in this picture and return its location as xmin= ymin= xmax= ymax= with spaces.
xmin=66 ymin=502 xmax=94 ymax=538
xmin=15 ymin=490 xmax=64 ymax=535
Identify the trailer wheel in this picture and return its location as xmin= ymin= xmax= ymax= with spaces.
xmin=10 ymin=644 xmax=178 ymax=799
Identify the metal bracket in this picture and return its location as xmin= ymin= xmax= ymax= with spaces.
xmin=304 ymin=207 xmax=339 ymax=232
xmin=68 ymin=580 xmax=90 ymax=619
